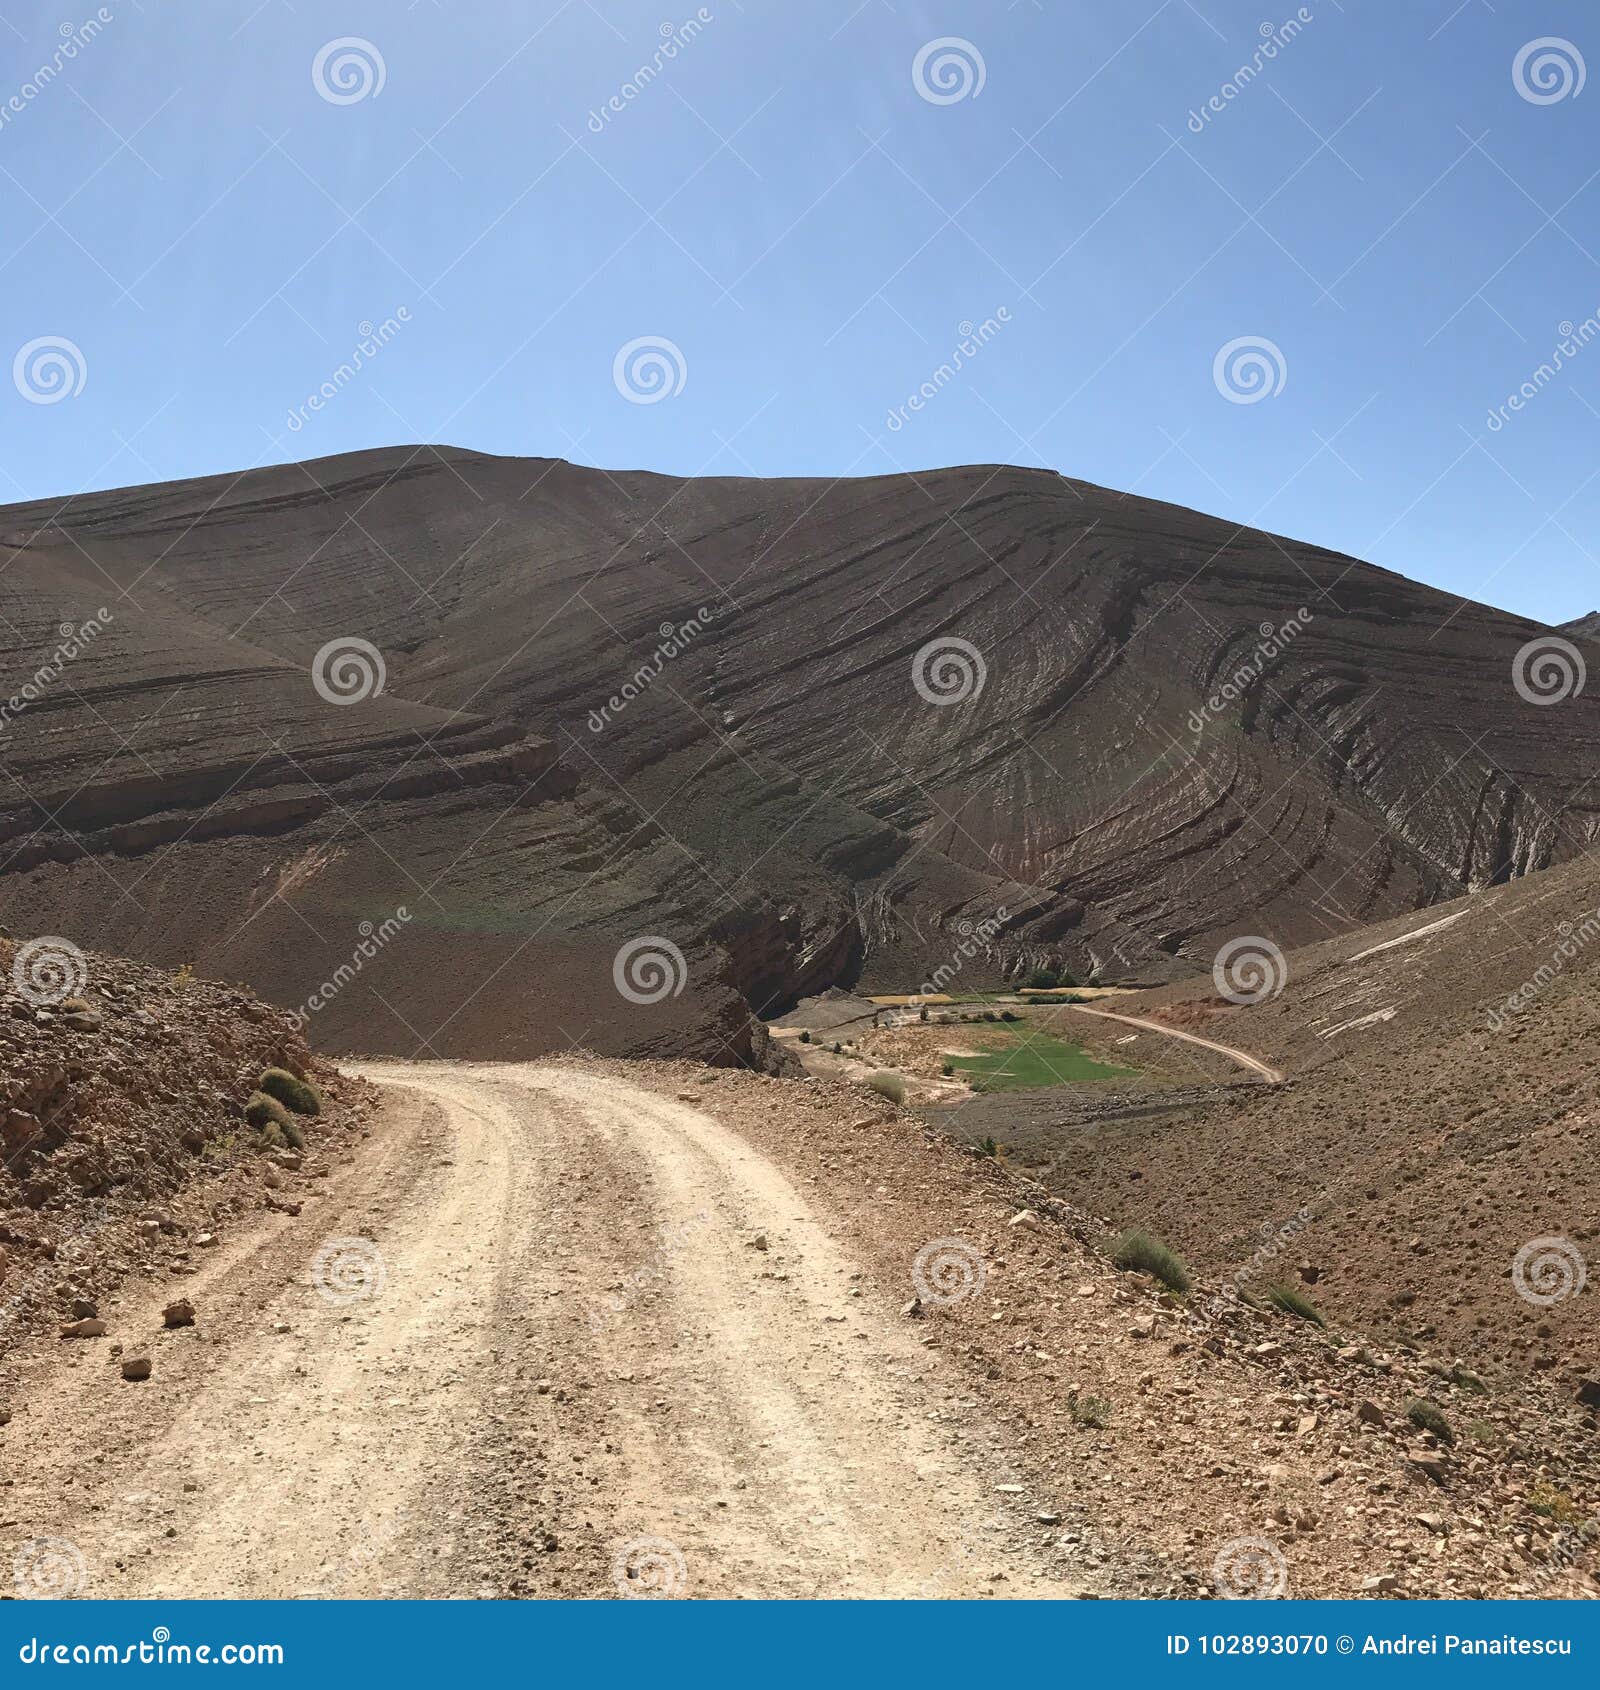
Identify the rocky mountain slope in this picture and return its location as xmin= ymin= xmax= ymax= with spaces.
xmin=0 ymin=935 xmax=362 ymax=1354
xmin=3 ymin=446 xmax=1599 ymax=1059
xmin=1026 ymin=852 xmax=1600 ymax=1405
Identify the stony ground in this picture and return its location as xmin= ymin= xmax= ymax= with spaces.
xmin=2 ymin=1049 xmax=1594 ymax=1600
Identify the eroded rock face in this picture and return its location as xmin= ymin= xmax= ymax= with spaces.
xmin=2 ymin=447 xmax=1597 ymax=1058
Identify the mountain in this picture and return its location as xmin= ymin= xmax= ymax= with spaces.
xmin=3 ymin=445 xmax=1599 ymax=1060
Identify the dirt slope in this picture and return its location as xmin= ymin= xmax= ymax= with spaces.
xmin=4 ymin=1058 xmax=1594 ymax=1600
xmin=1037 ymin=851 xmax=1600 ymax=1398
xmin=5 ymin=448 xmax=1600 ymax=1059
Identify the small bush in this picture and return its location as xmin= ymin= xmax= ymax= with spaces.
xmin=1266 ymin=1282 xmax=1325 ymax=1326
xmin=244 ymin=1091 xmax=292 ymax=1133
xmin=831 ymin=1042 xmax=842 ymax=1055
xmin=1027 ymin=968 xmax=1060 ymax=990
xmin=980 ymin=1136 xmax=999 ymax=1158
xmin=982 ymin=1010 xmax=997 ymax=1022
xmin=865 ymin=1070 xmax=907 ymax=1105
xmin=918 ymin=1006 xmax=928 ymax=1023
xmin=1529 ymin=1483 xmax=1583 ymax=1525
xmin=1068 ymin=1392 xmax=1113 ymax=1429
xmin=258 ymin=1067 xmax=321 ymax=1117
xmin=281 ymin=1117 xmax=306 ymax=1151
xmin=1000 ymin=1010 xmax=1018 ymax=1022
xmin=798 ymin=1029 xmax=811 ymax=1044
xmin=1404 ymin=1398 xmax=1455 ymax=1444
xmin=1111 ymin=1228 xmax=1192 ymax=1294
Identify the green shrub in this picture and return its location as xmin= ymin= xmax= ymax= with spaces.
xmin=941 ymin=1060 xmax=954 ymax=1076
xmin=1404 ymin=1398 xmax=1455 ymax=1444
xmin=1027 ymin=969 xmax=1060 ymax=990
xmin=1111 ymin=1228 xmax=1192 ymax=1294
xmin=1068 ymin=1392 xmax=1112 ymax=1429
xmin=1266 ymin=1282 xmax=1325 ymax=1325
xmin=799 ymin=1029 xmax=811 ymax=1044
xmin=258 ymin=1067 xmax=321 ymax=1116
xmin=244 ymin=1091 xmax=292 ymax=1133
xmin=1000 ymin=1010 xmax=1018 ymax=1022
xmin=918 ymin=1005 xmax=928 ymax=1023
xmin=281 ymin=1117 xmax=306 ymax=1151
xmin=982 ymin=1010 xmax=997 ymax=1022
xmin=865 ymin=1070 xmax=907 ymax=1105
xmin=831 ymin=1041 xmax=842 ymax=1055
xmin=980 ymin=1136 xmax=999 ymax=1158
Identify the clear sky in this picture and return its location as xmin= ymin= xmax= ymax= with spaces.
xmin=4 ymin=0 xmax=1600 ymax=624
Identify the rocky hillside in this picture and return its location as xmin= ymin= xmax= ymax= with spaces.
xmin=1026 ymin=851 xmax=1600 ymax=1404
xmin=3 ymin=447 xmax=1599 ymax=1059
xmin=0 ymin=934 xmax=363 ymax=1353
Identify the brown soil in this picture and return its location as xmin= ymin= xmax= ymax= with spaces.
xmin=3 ymin=1056 xmax=1594 ymax=1600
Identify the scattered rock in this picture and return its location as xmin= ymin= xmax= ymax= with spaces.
xmin=163 ymin=1299 xmax=195 ymax=1329
xmin=120 ymin=1356 xmax=152 ymax=1382
xmin=60 ymin=1318 xmax=107 ymax=1339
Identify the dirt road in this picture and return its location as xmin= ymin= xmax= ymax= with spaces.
xmin=1063 ymin=1004 xmax=1285 ymax=1085
xmin=2 ymin=1063 xmax=1099 ymax=1600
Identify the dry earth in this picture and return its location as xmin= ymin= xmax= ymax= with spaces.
xmin=3 ymin=1057 xmax=1596 ymax=1601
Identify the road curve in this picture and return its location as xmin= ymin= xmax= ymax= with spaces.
xmin=1064 ymin=1005 xmax=1285 ymax=1085
xmin=2 ymin=1061 xmax=1096 ymax=1600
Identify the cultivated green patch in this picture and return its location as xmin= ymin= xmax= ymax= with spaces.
xmin=942 ymin=1030 xmax=1134 ymax=1091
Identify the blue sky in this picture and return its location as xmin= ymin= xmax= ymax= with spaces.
xmin=4 ymin=0 xmax=1600 ymax=623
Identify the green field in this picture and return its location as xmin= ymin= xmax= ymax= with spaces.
xmin=943 ymin=1031 xmax=1135 ymax=1092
